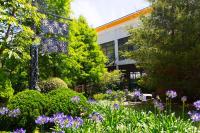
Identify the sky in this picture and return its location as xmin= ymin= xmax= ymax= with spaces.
xmin=71 ymin=0 xmax=150 ymax=28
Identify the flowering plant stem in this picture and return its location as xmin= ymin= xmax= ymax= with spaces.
xmin=182 ymin=102 xmax=185 ymax=119
xmin=169 ymin=99 xmax=172 ymax=114
xmin=41 ymin=125 xmax=44 ymax=133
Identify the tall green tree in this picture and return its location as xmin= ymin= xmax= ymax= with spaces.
xmin=68 ymin=16 xmax=107 ymax=86
xmin=39 ymin=16 xmax=107 ymax=87
xmin=127 ymin=0 xmax=200 ymax=98
xmin=0 ymin=0 xmax=44 ymax=93
xmin=0 ymin=0 xmax=72 ymax=92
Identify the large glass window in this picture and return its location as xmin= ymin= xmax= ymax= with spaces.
xmin=100 ymin=41 xmax=115 ymax=63
xmin=118 ymin=37 xmax=134 ymax=60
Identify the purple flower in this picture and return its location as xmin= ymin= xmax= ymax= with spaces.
xmin=71 ymin=96 xmax=80 ymax=103
xmin=89 ymin=112 xmax=103 ymax=122
xmin=133 ymin=89 xmax=141 ymax=97
xmin=60 ymin=115 xmax=73 ymax=128
xmin=0 ymin=107 xmax=9 ymax=115
xmin=106 ymin=89 xmax=112 ymax=94
xmin=157 ymin=102 xmax=164 ymax=111
xmin=153 ymin=99 xmax=164 ymax=111
xmin=113 ymin=95 xmax=118 ymax=99
xmin=8 ymin=108 xmax=21 ymax=117
xmin=50 ymin=113 xmax=65 ymax=124
xmin=52 ymin=131 xmax=64 ymax=133
xmin=88 ymin=98 xmax=96 ymax=104
xmin=113 ymin=103 xmax=120 ymax=110
xmin=166 ymin=90 xmax=177 ymax=99
xmin=193 ymin=100 xmax=200 ymax=110
xmin=51 ymin=113 xmax=73 ymax=128
xmin=13 ymin=128 xmax=26 ymax=133
xmin=181 ymin=96 xmax=187 ymax=102
xmin=35 ymin=115 xmax=50 ymax=125
xmin=73 ymin=117 xmax=83 ymax=128
xmin=188 ymin=111 xmax=200 ymax=122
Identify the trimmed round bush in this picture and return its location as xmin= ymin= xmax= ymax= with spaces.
xmin=7 ymin=90 xmax=47 ymax=131
xmin=47 ymin=88 xmax=91 ymax=117
xmin=38 ymin=77 xmax=68 ymax=93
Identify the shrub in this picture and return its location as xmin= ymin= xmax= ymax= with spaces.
xmin=0 ymin=70 xmax=14 ymax=104
xmin=47 ymin=88 xmax=90 ymax=117
xmin=99 ymin=70 xmax=122 ymax=92
xmin=93 ymin=93 xmax=107 ymax=101
xmin=107 ymin=90 xmax=125 ymax=101
xmin=38 ymin=77 xmax=68 ymax=93
xmin=93 ymin=91 xmax=125 ymax=101
xmin=7 ymin=90 xmax=47 ymax=131
xmin=0 ymin=80 xmax=14 ymax=105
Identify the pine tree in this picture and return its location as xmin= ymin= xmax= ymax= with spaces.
xmin=127 ymin=0 xmax=200 ymax=98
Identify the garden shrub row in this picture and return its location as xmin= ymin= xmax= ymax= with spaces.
xmin=93 ymin=90 xmax=125 ymax=101
xmin=1 ymin=87 xmax=89 ymax=131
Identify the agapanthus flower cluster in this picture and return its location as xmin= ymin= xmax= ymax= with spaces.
xmin=89 ymin=112 xmax=103 ymax=122
xmin=0 ymin=107 xmax=9 ymax=115
xmin=188 ymin=111 xmax=200 ymax=122
xmin=153 ymin=99 xmax=164 ymax=111
xmin=0 ymin=107 xmax=20 ymax=118
xmin=87 ymin=98 xmax=96 ymax=104
xmin=113 ymin=103 xmax=120 ymax=110
xmin=52 ymin=131 xmax=64 ymax=133
xmin=166 ymin=90 xmax=177 ymax=99
xmin=193 ymin=100 xmax=200 ymax=110
xmin=71 ymin=96 xmax=80 ymax=103
xmin=35 ymin=113 xmax=84 ymax=129
xmin=73 ymin=117 xmax=84 ymax=128
xmin=13 ymin=128 xmax=26 ymax=133
xmin=181 ymin=96 xmax=187 ymax=102
xmin=188 ymin=100 xmax=200 ymax=122
xmin=58 ymin=115 xmax=73 ymax=128
xmin=50 ymin=113 xmax=73 ymax=128
xmin=106 ymin=89 xmax=112 ymax=94
xmin=133 ymin=89 xmax=141 ymax=98
xmin=35 ymin=115 xmax=50 ymax=125
xmin=8 ymin=108 xmax=21 ymax=117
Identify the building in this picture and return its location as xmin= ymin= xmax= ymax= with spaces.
xmin=96 ymin=7 xmax=152 ymax=88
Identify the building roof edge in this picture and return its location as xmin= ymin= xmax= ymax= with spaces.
xmin=95 ymin=7 xmax=152 ymax=32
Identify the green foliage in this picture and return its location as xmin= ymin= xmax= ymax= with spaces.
xmin=93 ymin=91 xmax=125 ymax=101
xmin=99 ymin=70 xmax=122 ymax=91
xmin=47 ymin=88 xmax=90 ymax=117
xmin=42 ymin=0 xmax=72 ymax=18
xmin=0 ymin=0 xmax=45 ymax=92
xmin=39 ymin=16 xmax=107 ymax=87
xmin=93 ymin=93 xmax=107 ymax=101
xmin=0 ymin=80 xmax=13 ymax=103
xmin=7 ymin=90 xmax=47 ymax=131
xmin=38 ymin=77 xmax=68 ymax=93
xmin=0 ymin=70 xmax=14 ymax=104
xmin=127 ymin=0 xmax=200 ymax=98
xmin=0 ymin=0 xmax=107 ymax=95
xmin=68 ymin=16 xmax=107 ymax=85
xmin=107 ymin=91 xmax=125 ymax=101
xmin=51 ymin=101 xmax=196 ymax=132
